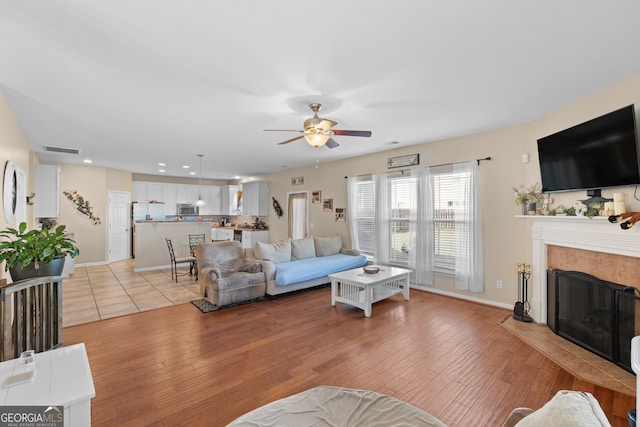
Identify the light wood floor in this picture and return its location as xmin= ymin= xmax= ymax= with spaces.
xmin=62 ymin=260 xmax=199 ymax=327
xmin=62 ymin=285 xmax=635 ymax=427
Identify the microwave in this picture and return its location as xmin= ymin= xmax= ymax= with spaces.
xmin=177 ymin=204 xmax=199 ymax=216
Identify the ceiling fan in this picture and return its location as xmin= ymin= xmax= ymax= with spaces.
xmin=265 ymin=103 xmax=372 ymax=149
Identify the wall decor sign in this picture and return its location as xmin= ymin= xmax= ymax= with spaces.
xmin=291 ymin=176 xmax=304 ymax=186
xmin=387 ymin=153 xmax=419 ymax=169
xmin=323 ymin=199 xmax=333 ymax=212
xmin=335 ymin=208 xmax=345 ymax=222
xmin=312 ymin=191 xmax=321 ymax=204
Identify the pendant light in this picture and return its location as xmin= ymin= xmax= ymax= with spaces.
xmin=193 ymin=154 xmax=207 ymax=207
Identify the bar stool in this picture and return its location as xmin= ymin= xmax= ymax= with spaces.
xmin=165 ymin=238 xmax=197 ymax=282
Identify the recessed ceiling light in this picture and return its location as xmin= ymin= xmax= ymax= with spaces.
xmin=234 ymin=176 xmax=240 ymax=179
xmin=158 ymin=162 xmax=166 ymax=166
xmin=159 ymin=169 xmax=166 ymax=173
xmin=83 ymin=159 xmax=92 ymax=164
xmin=189 ymin=171 xmax=196 ymax=175
xmin=182 ymin=165 xmax=190 ymax=169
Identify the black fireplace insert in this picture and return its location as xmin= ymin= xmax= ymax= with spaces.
xmin=547 ymin=269 xmax=638 ymax=372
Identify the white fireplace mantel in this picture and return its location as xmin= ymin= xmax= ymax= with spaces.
xmin=525 ymin=215 xmax=640 ymax=323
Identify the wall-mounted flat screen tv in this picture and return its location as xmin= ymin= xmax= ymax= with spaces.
xmin=537 ymin=105 xmax=640 ymax=193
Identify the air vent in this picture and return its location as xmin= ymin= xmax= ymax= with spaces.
xmin=43 ymin=146 xmax=80 ymax=155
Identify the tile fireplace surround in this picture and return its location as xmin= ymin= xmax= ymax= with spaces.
xmin=528 ymin=215 xmax=640 ymax=323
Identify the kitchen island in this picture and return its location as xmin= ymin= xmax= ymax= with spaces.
xmin=134 ymin=220 xmax=212 ymax=271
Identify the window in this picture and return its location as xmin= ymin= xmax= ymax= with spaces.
xmin=432 ymin=169 xmax=462 ymax=272
xmin=350 ymin=175 xmax=416 ymax=266
xmin=351 ymin=180 xmax=374 ymax=256
xmin=389 ymin=176 xmax=415 ymax=265
xmin=348 ymin=163 xmax=481 ymax=285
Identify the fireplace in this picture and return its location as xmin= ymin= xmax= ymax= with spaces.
xmin=527 ymin=216 xmax=640 ymax=323
xmin=547 ymin=268 xmax=638 ymax=372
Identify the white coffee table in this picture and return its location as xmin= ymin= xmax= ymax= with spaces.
xmin=330 ymin=266 xmax=411 ymax=317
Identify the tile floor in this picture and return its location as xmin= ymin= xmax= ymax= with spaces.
xmin=62 ymin=259 xmax=200 ymax=328
xmin=501 ymin=315 xmax=636 ymax=396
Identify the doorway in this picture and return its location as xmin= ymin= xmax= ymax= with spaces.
xmin=108 ymin=190 xmax=131 ymax=262
xmin=287 ymin=191 xmax=308 ymax=240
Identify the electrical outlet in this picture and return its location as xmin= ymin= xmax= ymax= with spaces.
xmin=496 ymin=280 xmax=503 ymax=289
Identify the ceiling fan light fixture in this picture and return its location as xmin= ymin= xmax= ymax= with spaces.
xmin=304 ymin=132 xmax=330 ymax=147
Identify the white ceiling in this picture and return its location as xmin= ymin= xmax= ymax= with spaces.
xmin=2 ymin=1 xmax=640 ymax=180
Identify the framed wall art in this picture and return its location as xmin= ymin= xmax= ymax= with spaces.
xmin=323 ymin=199 xmax=333 ymax=212
xmin=387 ymin=153 xmax=419 ymax=169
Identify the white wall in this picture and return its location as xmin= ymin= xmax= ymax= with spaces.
xmin=0 ymin=90 xmax=31 ymax=282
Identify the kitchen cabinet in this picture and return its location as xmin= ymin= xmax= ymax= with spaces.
xmin=176 ymin=185 xmax=199 ymax=205
xmin=241 ymin=230 xmax=269 ymax=249
xmin=34 ymin=165 xmax=60 ymax=218
xmin=132 ymin=182 xmax=163 ymax=202
xmin=241 ymin=181 xmax=269 ymax=216
xmin=212 ymin=227 xmax=234 ymax=241
xmin=208 ymin=186 xmax=222 ymax=215
xmin=133 ymin=181 xmax=224 ymax=215
xmin=198 ymin=186 xmax=222 ymax=215
xmin=220 ymin=185 xmax=239 ymax=216
xmin=162 ymin=184 xmax=178 ymax=215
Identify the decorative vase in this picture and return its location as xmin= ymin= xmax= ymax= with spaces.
xmin=9 ymin=257 xmax=66 ymax=282
xmin=528 ymin=203 xmax=537 ymax=215
xmin=521 ymin=203 xmax=528 ymax=215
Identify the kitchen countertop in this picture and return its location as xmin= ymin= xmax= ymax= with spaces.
xmin=133 ymin=221 xmax=267 ymax=231
xmin=212 ymin=225 xmax=269 ymax=231
xmin=135 ymin=220 xmax=212 ymax=223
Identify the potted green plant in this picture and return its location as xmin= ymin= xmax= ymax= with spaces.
xmin=0 ymin=222 xmax=79 ymax=281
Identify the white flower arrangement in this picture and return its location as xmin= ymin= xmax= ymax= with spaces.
xmin=513 ymin=183 xmax=544 ymax=205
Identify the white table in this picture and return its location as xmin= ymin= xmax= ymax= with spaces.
xmin=330 ymin=266 xmax=412 ymax=317
xmin=0 ymin=343 xmax=95 ymax=427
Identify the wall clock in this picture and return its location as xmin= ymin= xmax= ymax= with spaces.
xmin=3 ymin=161 xmax=17 ymax=223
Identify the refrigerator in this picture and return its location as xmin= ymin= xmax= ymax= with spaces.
xmin=132 ymin=202 xmax=166 ymax=221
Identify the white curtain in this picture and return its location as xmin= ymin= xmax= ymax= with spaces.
xmin=373 ymin=173 xmax=390 ymax=265
xmin=288 ymin=192 xmax=307 ymax=239
xmin=346 ymin=176 xmax=360 ymax=251
xmin=453 ymin=161 xmax=483 ymax=292
xmin=409 ymin=166 xmax=434 ymax=286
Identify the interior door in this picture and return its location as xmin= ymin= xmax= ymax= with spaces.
xmin=108 ymin=190 xmax=131 ymax=262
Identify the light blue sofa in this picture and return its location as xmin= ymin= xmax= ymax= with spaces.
xmin=246 ymin=235 xmax=367 ymax=296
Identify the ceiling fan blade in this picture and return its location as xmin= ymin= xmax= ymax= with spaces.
xmin=264 ymin=129 xmax=304 ymax=133
xmin=332 ymin=130 xmax=372 ymax=137
xmin=317 ymin=119 xmax=338 ymax=130
xmin=325 ymin=138 xmax=339 ymax=149
xmin=277 ymin=135 xmax=306 ymax=145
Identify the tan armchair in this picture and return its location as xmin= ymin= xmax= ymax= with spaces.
xmin=195 ymin=241 xmax=266 ymax=307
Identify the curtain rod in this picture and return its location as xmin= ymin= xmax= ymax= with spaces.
xmin=344 ymin=156 xmax=492 ymax=179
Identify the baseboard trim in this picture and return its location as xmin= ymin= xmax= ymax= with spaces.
xmin=411 ymin=284 xmax=513 ymax=311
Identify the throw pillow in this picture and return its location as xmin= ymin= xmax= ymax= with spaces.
xmin=515 ymin=390 xmax=610 ymax=427
xmin=313 ymin=235 xmax=342 ymax=257
xmin=255 ymin=240 xmax=291 ymax=264
xmin=291 ymin=237 xmax=316 ymax=260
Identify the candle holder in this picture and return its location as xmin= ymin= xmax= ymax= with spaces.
xmin=514 ymin=263 xmax=533 ymax=322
